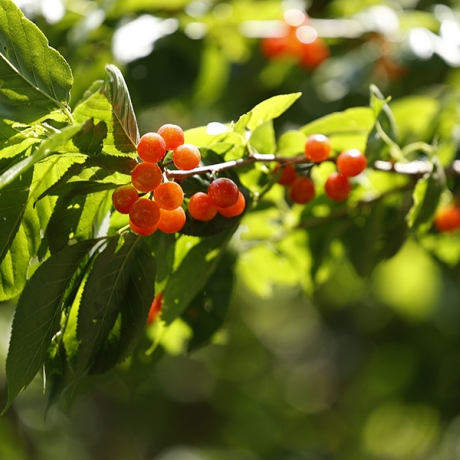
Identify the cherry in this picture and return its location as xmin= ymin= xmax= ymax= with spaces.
xmin=289 ymin=176 xmax=315 ymax=204
xmin=261 ymin=36 xmax=288 ymax=59
xmin=188 ymin=192 xmax=218 ymax=221
xmin=275 ymin=163 xmax=297 ymax=186
xmin=129 ymin=198 xmax=160 ymax=229
xmin=131 ymin=162 xmax=162 ymax=192
xmin=208 ymin=178 xmax=239 ymax=208
xmin=325 ymin=172 xmax=351 ymax=201
xmin=299 ymin=37 xmax=330 ymax=69
xmin=112 ymin=184 xmax=139 ymax=214
xmin=157 ymin=207 xmax=186 ymax=234
xmin=434 ymin=205 xmax=460 ymax=232
xmin=336 ymin=149 xmax=367 ymax=177
xmin=172 ymin=144 xmax=201 ymax=170
xmin=129 ymin=219 xmax=157 ymax=236
xmin=137 ymin=132 xmax=166 ymax=163
xmin=157 ymin=124 xmax=184 ymax=151
xmin=218 ymin=191 xmax=246 ymax=217
xmin=305 ymin=134 xmax=332 ymax=162
xmin=146 ymin=292 xmax=163 ymax=325
xmin=154 ymin=181 xmax=184 ymax=210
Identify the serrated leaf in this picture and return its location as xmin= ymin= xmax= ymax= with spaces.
xmin=0 ymin=0 xmax=73 ymax=123
xmin=72 ymin=118 xmax=108 ymax=155
xmin=247 ymin=93 xmax=301 ymax=131
xmin=73 ymin=82 xmax=137 ymax=156
xmin=162 ymin=225 xmax=237 ymax=324
xmin=407 ymin=157 xmax=446 ymax=233
xmin=46 ymin=190 xmax=110 ymax=254
xmin=4 ymin=239 xmax=97 ymax=411
xmin=101 ymin=64 xmax=139 ymax=150
xmin=182 ymin=250 xmax=235 ymax=351
xmin=75 ymin=234 xmax=145 ymax=377
xmin=0 ymin=123 xmax=83 ymax=190
xmin=90 ymin=239 xmax=156 ymax=373
xmin=0 ymin=155 xmax=74 ymax=300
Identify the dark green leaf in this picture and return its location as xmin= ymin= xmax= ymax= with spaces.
xmin=182 ymin=250 xmax=236 ymax=351
xmin=72 ymin=118 xmax=108 ymax=155
xmin=0 ymin=0 xmax=73 ymax=123
xmin=162 ymin=226 xmax=237 ymax=324
xmin=75 ymin=234 xmax=144 ymax=377
xmin=148 ymin=232 xmax=176 ymax=288
xmin=4 ymin=239 xmax=97 ymax=411
xmin=408 ymin=157 xmax=446 ymax=233
xmin=90 ymin=239 xmax=156 ymax=373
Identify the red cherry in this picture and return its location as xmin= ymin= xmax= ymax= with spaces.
xmin=336 ymin=149 xmax=367 ymax=177
xmin=325 ymin=172 xmax=351 ymax=201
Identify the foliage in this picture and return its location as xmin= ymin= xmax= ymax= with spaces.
xmin=2 ymin=0 xmax=460 ymax=459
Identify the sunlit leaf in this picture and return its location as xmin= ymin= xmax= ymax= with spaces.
xmin=4 ymin=239 xmax=97 ymax=411
xmin=0 ymin=0 xmax=73 ymax=123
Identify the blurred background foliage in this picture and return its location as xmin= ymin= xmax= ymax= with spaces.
xmin=3 ymin=0 xmax=460 ymax=458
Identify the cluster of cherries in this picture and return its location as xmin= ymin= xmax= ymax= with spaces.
xmin=111 ymin=124 xmax=246 ymax=236
xmin=261 ymin=9 xmax=329 ymax=70
xmin=276 ymin=133 xmax=368 ymax=203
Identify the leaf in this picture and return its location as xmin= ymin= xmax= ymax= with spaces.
xmin=147 ymin=231 xmax=176 ymax=289
xmin=73 ymin=81 xmax=137 ymax=156
xmin=407 ymin=157 xmax=446 ymax=234
xmin=72 ymin=118 xmax=108 ymax=155
xmin=46 ymin=190 xmax=110 ymax=254
xmin=4 ymin=239 xmax=97 ymax=411
xmin=246 ymin=93 xmax=301 ymax=132
xmin=0 ymin=156 xmax=74 ymax=300
xmin=250 ymin=121 xmax=276 ymax=155
xmin=101 ymin=64 xmax=140 ymax=150
xmin=0 ymin=0 xmax=73 ymax=123
xmin=90 ymin=239 xmax=156 ymax=373
xmin=75 ymin=234 xmax=145 ymax=377
xmin=182 ymin=250 xmax=236 ymax=351
xmin=0 ymin=124 xmax=83 ymax=190
xmin=162 ymin=225 xmax=237 ymax=324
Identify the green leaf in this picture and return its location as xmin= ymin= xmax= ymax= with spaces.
xmin=101 ymin=64 xmax=139 ymax=150
xmin=0 ymin=0 xmax=73 ymax=123
xmin=250 ymin=121 xmax=276 ymax=155
xmin=0 ymin=124 xmax=83 ymax=190
xmin=4 ymin=239 xmax=97 ymax=411
xmin=90 ymin=239 xmax=156 ymax=373
xmin=73 ymin=76 xmax=137 ymax=155
xmin=46 ymin=190 xmax=110 ymax=254
xmin=75 ymin=234 xmax=145 ymax=377
xmin=407 ymin=157 xmax=446 ymax=234
xmin=0 ymin=155 xmax=74 ymax=300
xmin=182 ymin=250 xmax=236 ymax=351
xmin=162 ymin=226 xmax=237 ymax=324
xmin=234 ymin=93 xmax=301 ymax=134
xmin=72 ymin=118 xmax=108 ymax=155
xmin=148 ymin=232 xmax=176 ymax=290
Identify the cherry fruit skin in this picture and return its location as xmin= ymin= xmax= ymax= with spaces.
xmin=188 ymin=192 xmax=218 ymax=221
xmin=305 ymin=134 xmax=332 ymax=162
xmin=157 ymin=207 xmax=186 ymax=234
xmin=325 ymin=172 xmax=352 ymax=201
xmin=289 ymin=176 xmax=315 ymax=204
xmin=218 ymin=191 xmax=246 ymax=217
xmin=112 ymin=184 xmax=139 ymax=214
xmin=137 ymin=132 xmax=167 ymax=163
xmin=129 ymin=199 xmax=161 ymax=229
xmin=157 ymin=124 xmax=184 ymax=151
xmin=336 ymin=149 xmax=367 ymax=177
xmin=208 ymin=178 xmax=239 ymax=208
xmin=146 ymin=292 xmax=163 ymax=325
xmin=129 ymin=219 xmax=157 ymax=236
xmin=275 ymin=163 xmax=297 ymax=186
xmin=131 ymin=162 xmax=162 ymax=192
xmin=173 ymin=144 xmax=201 ymax=170
xmin=154 ymin=182 xmax=184 ymax=210
xmin=434 ymin=205 xmax=460 ymax=232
